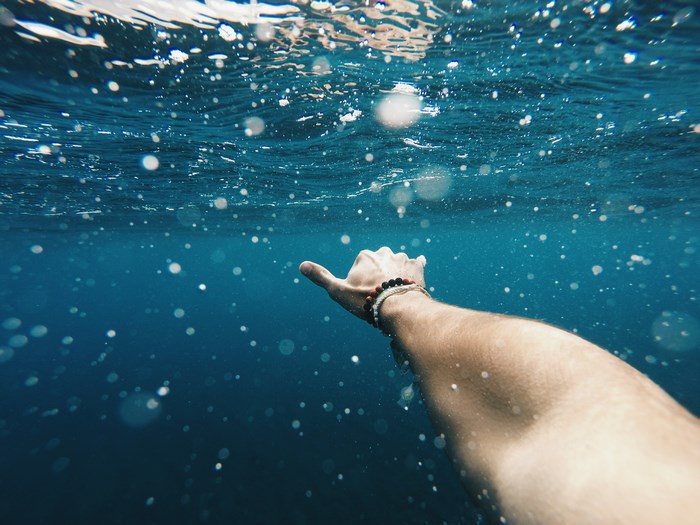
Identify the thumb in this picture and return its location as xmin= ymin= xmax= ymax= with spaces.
xmin=299 ymin=261 xmax=337 ymax=291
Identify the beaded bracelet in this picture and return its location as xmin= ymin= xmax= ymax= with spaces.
xmin=362 ymin=277 xmax=431 ymax=333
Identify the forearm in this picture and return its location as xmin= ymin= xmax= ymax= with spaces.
xmin=300 ymin=249 xmax=700 ymax=525
xmin=380 ymin=291 xmax=700 ymax=524
xmin=381 ymin=290 xmax=607 ymax=410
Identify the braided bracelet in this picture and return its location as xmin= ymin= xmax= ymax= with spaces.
xmin=362 ymin=277 xmax=431 ymax=332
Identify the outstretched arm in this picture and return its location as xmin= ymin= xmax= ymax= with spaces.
xmin=300 ymin=248 xmax=700 ymax=525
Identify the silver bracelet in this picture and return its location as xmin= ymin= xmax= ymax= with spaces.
xmin=372 ymin=284 xmax=431 ymax=333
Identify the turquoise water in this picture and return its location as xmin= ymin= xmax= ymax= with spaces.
xmin=1 ymin=1 xmax=699 ymax=523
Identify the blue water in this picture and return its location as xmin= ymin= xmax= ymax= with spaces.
xmin=1 ymin=1 xmax=699 ymax=523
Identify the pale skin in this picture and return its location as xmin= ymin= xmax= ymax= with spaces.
xmin=299 ymin=247 xmax=700 ymax=525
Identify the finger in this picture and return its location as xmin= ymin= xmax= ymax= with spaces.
xmin=416 ymin=255 xmax=427 ymax=267
xmin=299 ymin=261 xmax=337 ymax=290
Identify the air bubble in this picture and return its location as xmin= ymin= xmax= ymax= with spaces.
xmin=141 ymin=155 xmax=159 ymax=170
xmin=2 ymin=317 xmax=21 ymax=330
xmin=279 ymin=339 xmax=295 ymax=355
xmin=244 ymin=117 xmax=265 ymax=136
xmin=652 ymin=311 xmax=700 ymax=352
xmin=414 ymin=167 xmax=451 ymax=201
xmin=0 ymin=346 xmax=15 ymax=364
xmin=376 ymin=93 xmax=421 ymax=129
xmin=119 ymin=392 xmax=162 ymax=428
xmin=29 ymin=325 xmax=48 ymax=337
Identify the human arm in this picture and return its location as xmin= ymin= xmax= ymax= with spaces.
xmin=299 ymin=247 xmax=700 ymax=525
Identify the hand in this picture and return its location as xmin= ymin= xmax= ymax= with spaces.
xmin=299 ymin=247 xmax=427 ymax=319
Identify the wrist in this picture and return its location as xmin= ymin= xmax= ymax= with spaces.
xmin=378 ymin=287 xmax=433 ymax=336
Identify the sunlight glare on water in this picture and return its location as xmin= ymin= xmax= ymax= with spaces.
xmin=0 ymin=0 xmax=697 ymax=229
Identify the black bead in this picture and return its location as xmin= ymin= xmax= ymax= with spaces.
xmin=395 ymin=277 xmax=403 ymax=284
xmin=363 ymin=302 xmax=372 ymax=311
xmin=382 ymin=281 xmax=389 ymax=289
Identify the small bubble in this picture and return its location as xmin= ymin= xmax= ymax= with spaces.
xmin=398 ymin=384 xmax=415 ymax=410
xmin=651 ymin=311 xmax=700 ymax=352
xmin=312 ymin=56 xmax=332 ymax=74
xmin=279 ymin=339 xmax=295 ymax=356
xmin=168 ymin=262 xmax=182 ymax=274
xmin=107 ymin=80 xmax=119 ymax=92
xmin=244 ymin=117 xmax=265 ymax=136
xmin=30 ymin=244 xmax=43 ymax=254
xmin=141 ymin=155 xmax=159 ymax=170
xmin=51 ymin=457 xmax=71 ymax=473
xmin=0 ymin=346 xmax=15 ymax=364
xmin=106 ymin=329 xmax=116 ymax=338
xmin=255 ymin=23 xmax=275 ymax=42
xmin=414 ymin=166 xmax=452 ymax=201
xmin=29 ymin=325 xmax=48 ymax=337
xmin=119 ymin=392 xmax=162 ymax=427
xmin=25 ymin=376 xmax=39 ymax=387
xmin=2 ymin=317 xmax=21 ymax=330
xmin=8 ymin=334 xmax=28 ymax=348
xmin=340 ymin=234 xmax=350 ymax=245
xmin=376 ymin=92 xmax=421 ymax=129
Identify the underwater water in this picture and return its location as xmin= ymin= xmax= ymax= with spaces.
xmin=0 ymin=0 xmax=699 ymax=523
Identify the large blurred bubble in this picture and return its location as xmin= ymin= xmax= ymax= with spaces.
xmin=119 ymin=392 xmax=162 ymax=428
xmin=414 ymin=166 xmax=452 ymax=201
xmin=244 ymin=117 xmax=265 ymax=136
xmin=278 ymin=338 xmax=295 ymax=356
xmin=176 ymin=205 xmax=201 ymax=227
xmin=651 ymin=311 xmax=700 ymax=352
xmin=376 ymin=92 xmax=422 ymax=128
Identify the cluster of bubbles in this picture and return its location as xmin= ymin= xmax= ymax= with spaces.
xmin=651 ymin=311 xmax=700 ymax=352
